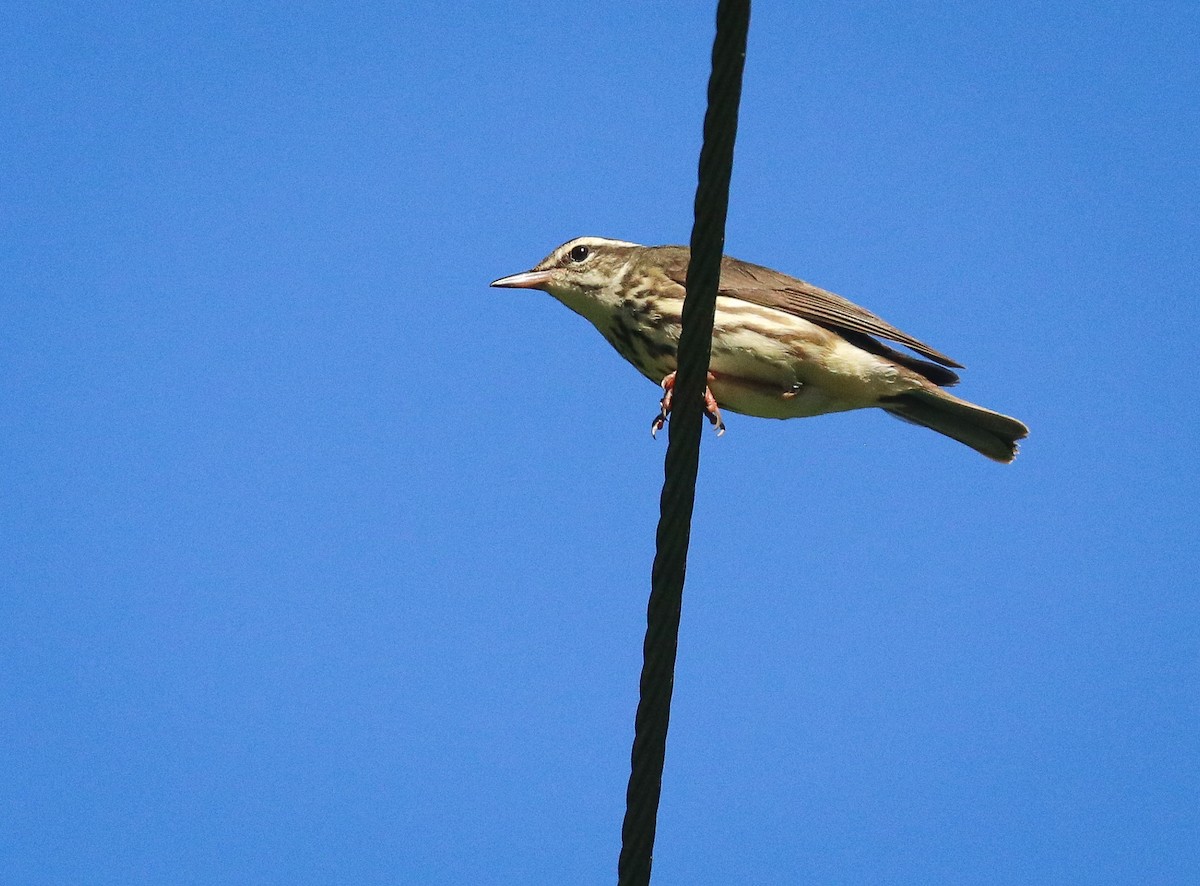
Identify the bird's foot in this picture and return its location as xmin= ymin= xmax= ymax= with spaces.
xmin=651 ymin=371 xmax=726 ymax=438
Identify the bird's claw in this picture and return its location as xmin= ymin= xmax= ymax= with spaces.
xmin=651 ymin=372 xmax=726 ymax=438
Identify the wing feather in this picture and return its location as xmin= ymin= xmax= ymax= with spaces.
xmin=659 ymin=249 xmax=963 ymax=369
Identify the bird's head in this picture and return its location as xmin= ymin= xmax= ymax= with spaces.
xmin=490 ymin=237 xmax=643 ymax=306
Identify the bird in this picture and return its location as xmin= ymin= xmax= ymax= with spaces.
xmin=490 ymin=237 xmax=1029 ymax=462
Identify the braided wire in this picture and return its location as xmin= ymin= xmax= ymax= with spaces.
xmin=617 ymin=2 xmax=751 ymax=883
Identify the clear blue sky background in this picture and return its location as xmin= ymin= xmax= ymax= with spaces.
xmin=3 ymin=2 xmax=1197 ymax=883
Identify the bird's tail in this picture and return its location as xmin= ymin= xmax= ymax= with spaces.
xmin=881 ymin=388 xmax=1028 ymax=463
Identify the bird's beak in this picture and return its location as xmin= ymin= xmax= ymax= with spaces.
xmin=490 ymin=269 xmax=555 ymax=290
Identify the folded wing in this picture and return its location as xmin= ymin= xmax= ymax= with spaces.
xmin=660 ymin=250 xmax=964 ymax=376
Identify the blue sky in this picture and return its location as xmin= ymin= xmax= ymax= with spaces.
xmin=2 ymin=2 xmax=1197 ymax=883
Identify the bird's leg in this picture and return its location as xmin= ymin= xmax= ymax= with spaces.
xmin=703 ymin=383 xmax=726 ymax=436
xmin=651 ymin=372 xmax=726 ymax=438
xmin=650 ymin=378 xmax=672 ymax=437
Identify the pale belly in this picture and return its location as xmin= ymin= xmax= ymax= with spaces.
xmin=592 ymin=294 xmax=924 ymax=420
xmin=701 ymin=300 xmax=921 ymax=419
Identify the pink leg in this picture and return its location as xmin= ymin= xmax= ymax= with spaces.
xmin=651 ymin=372 xmax=726 ymax=438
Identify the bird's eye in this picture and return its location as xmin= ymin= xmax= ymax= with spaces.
xmin=569 ymin=244 xmax=590 ymax=263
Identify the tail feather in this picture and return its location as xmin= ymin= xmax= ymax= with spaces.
xmin=881 ymin=388 xmax=1029 ymax=463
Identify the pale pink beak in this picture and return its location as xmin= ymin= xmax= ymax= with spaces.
xmin=490 ymin=269 xmax=555 ymax=289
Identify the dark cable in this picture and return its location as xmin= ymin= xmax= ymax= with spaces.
xmin=617 ymin=2 xmax=751 ymax=883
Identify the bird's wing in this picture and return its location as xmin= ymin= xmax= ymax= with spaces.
xmin=661 ymin=251 xmax=963 ymax=369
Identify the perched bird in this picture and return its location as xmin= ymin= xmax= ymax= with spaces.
xmin=491 ymin=237 xmax=1029 ymax=462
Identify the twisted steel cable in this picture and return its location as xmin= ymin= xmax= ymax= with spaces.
xmin=617 ymin=2 xmax=751 ymax=883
